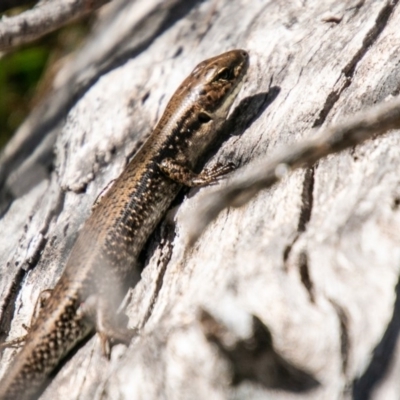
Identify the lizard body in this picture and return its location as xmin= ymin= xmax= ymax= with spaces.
xmin=0 ymin=49 xmax=249 ymax=400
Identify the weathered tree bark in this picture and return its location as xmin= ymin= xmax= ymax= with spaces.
xmin=0 ymin=0 xmax=109 ymax=51
xmin=1 ymin=0 xmax=400 ymax=399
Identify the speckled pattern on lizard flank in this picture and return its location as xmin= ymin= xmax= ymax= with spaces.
xmin=0 ymin=49 xmax=249 ymax=400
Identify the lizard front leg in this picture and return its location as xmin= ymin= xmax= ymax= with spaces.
xmin=159 ymin=158 xmax=235 ymax=187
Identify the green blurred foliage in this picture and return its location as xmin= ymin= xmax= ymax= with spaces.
xmin=0 ymin=46 xmax=49 ymax=149
xmin=0 ymin=10 xmax=91 ymax=150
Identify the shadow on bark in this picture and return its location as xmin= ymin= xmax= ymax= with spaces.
xmin=203 ymin=88 xmax=280 ymax=164
xmin=352 ymin=274 xmax=400 ymax=399
xmin=200 ymin=309 xmax=320 ymax=392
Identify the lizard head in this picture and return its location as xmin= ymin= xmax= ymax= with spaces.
xmin=181 ymin=49 xmax=249 ymax=121
xmin=155 ymin=49 xmax=249 ymax=162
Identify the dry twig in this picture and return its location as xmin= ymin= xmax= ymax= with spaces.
xmin=0 ymin=0 xmax=108 ymax=51
xmin=185 ymin=96 xmax=400 ymax=244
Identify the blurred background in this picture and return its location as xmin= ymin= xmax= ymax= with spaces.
xmin=0 ymin=5 xmax=92 ymax=149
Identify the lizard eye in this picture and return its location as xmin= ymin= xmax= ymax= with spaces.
xmin=214 ymin=67 xmax=234 ymax=82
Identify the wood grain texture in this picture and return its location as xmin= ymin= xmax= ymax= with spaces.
xmin=0 ymin=0 xmax=109 ymax=51
xmin=1 ymin=0 xmax=400 ymax=399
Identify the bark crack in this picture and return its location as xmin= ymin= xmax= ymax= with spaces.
xmin=329 ymin=299 xmax=350 ymax=376
xmin=313 ymin=0 xmax=397 ymax=128
xmin=0 ymin=269 xmax=26 ymax=345
xmin=298 ymin=251 xmax=315 ymax=303
xmin=140 ymin=223 xmax=175 ymax=329
xmin=297 ymin=167 xmax=315 ymax=233
xmin=352 ymin=274 xmax=400 ymax=399
xmin=0 ymin=188 xmax=65 ymax=345
xmin=283 ymin=167 xmax=314 ymax=278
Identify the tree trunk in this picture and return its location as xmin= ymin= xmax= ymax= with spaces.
xmin=1 ymin=0 xmax=400 ymax=399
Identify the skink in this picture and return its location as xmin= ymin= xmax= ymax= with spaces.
xmin=0 ymin=49 xmax=249 ymax=400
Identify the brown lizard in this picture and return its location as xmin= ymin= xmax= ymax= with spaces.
xmin=0 ymin=49 xmax=249 ymax=400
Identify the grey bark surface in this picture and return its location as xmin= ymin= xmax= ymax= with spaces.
xmin=1 ymin=0 xmax=400 ymax=399
xmin=0 ymin=0 xmax=109 ymax=51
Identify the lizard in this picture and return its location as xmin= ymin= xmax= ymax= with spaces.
xmin=0 ymin=48 xmax=249 ymax=400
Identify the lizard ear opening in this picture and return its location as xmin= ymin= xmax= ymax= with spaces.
xmin=198 ymin=111 xmax=212 ymax=123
